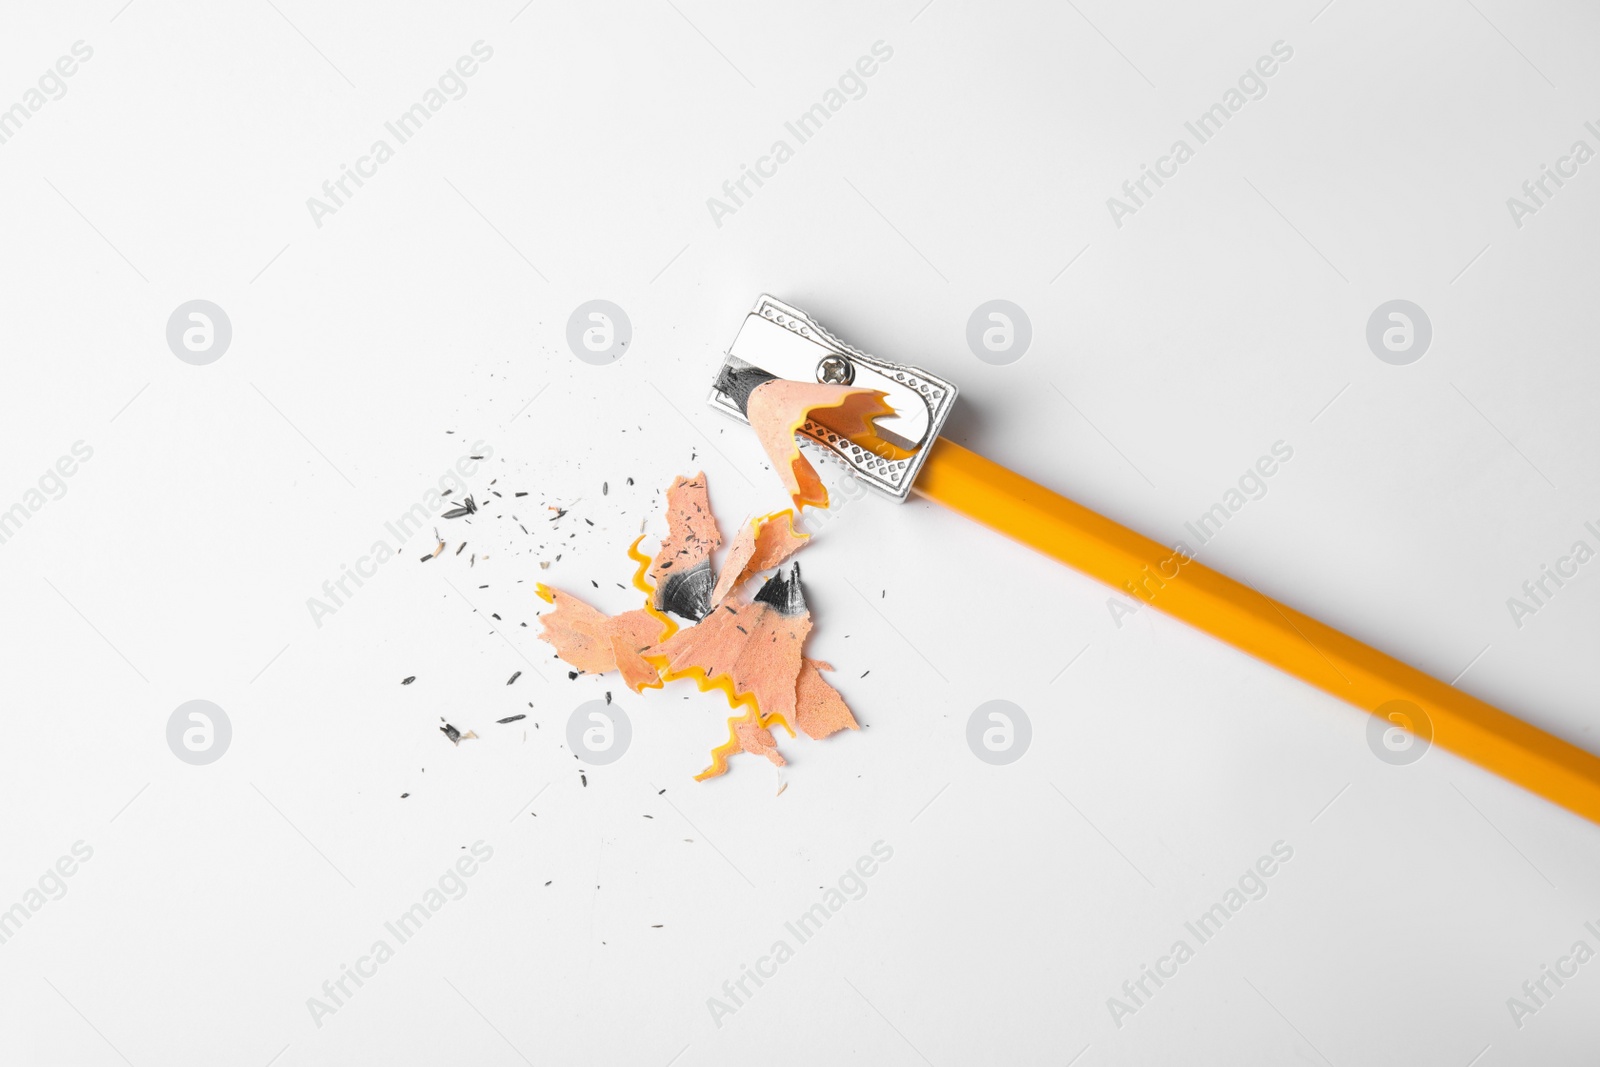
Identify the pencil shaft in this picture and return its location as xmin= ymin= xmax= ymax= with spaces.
xmin=916 ymin=437 xmax=1600 ymax=827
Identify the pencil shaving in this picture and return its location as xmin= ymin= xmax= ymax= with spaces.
xmin=535 ymin=587 xmax=666 ymax=692
xmin=746 ymin=380 xmax=894 ymax=510
xmin=710 ymin=509 xmax=808 ymax=607
xmin=649 ymin=473 xmax=721 ymax=620
xmin=535 ymin=461 xmax=863 ymax=780
xmin=647 ymin=565 xmax=811 ymax=729
xmin=795 ymin=659 xmax=859 ymax=740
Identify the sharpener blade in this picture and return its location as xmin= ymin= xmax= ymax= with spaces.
xmin=707 ymin=295 xmax=957 ymax=502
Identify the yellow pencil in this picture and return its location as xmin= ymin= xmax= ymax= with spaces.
xmin=916 ymin=438 xmax=1600 ymax=826
xmin=713 ymin=295 xmax=1600 ymax=827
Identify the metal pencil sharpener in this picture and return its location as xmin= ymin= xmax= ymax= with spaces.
xmin=707 ymin=295 xmax=957 ymax=502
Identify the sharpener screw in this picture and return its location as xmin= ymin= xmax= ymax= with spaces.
xmin=817 ymin=355 xmax=854 ymax=385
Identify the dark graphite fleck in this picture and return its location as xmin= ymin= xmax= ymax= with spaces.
xmin=754 ymin=562 xmax=807 ymax=617
xmin=658 ymin=558 xmax=714 ymax=621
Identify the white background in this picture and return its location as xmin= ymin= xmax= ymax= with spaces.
xmin=1 ymin=0 xmax=1598 ymax=1064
